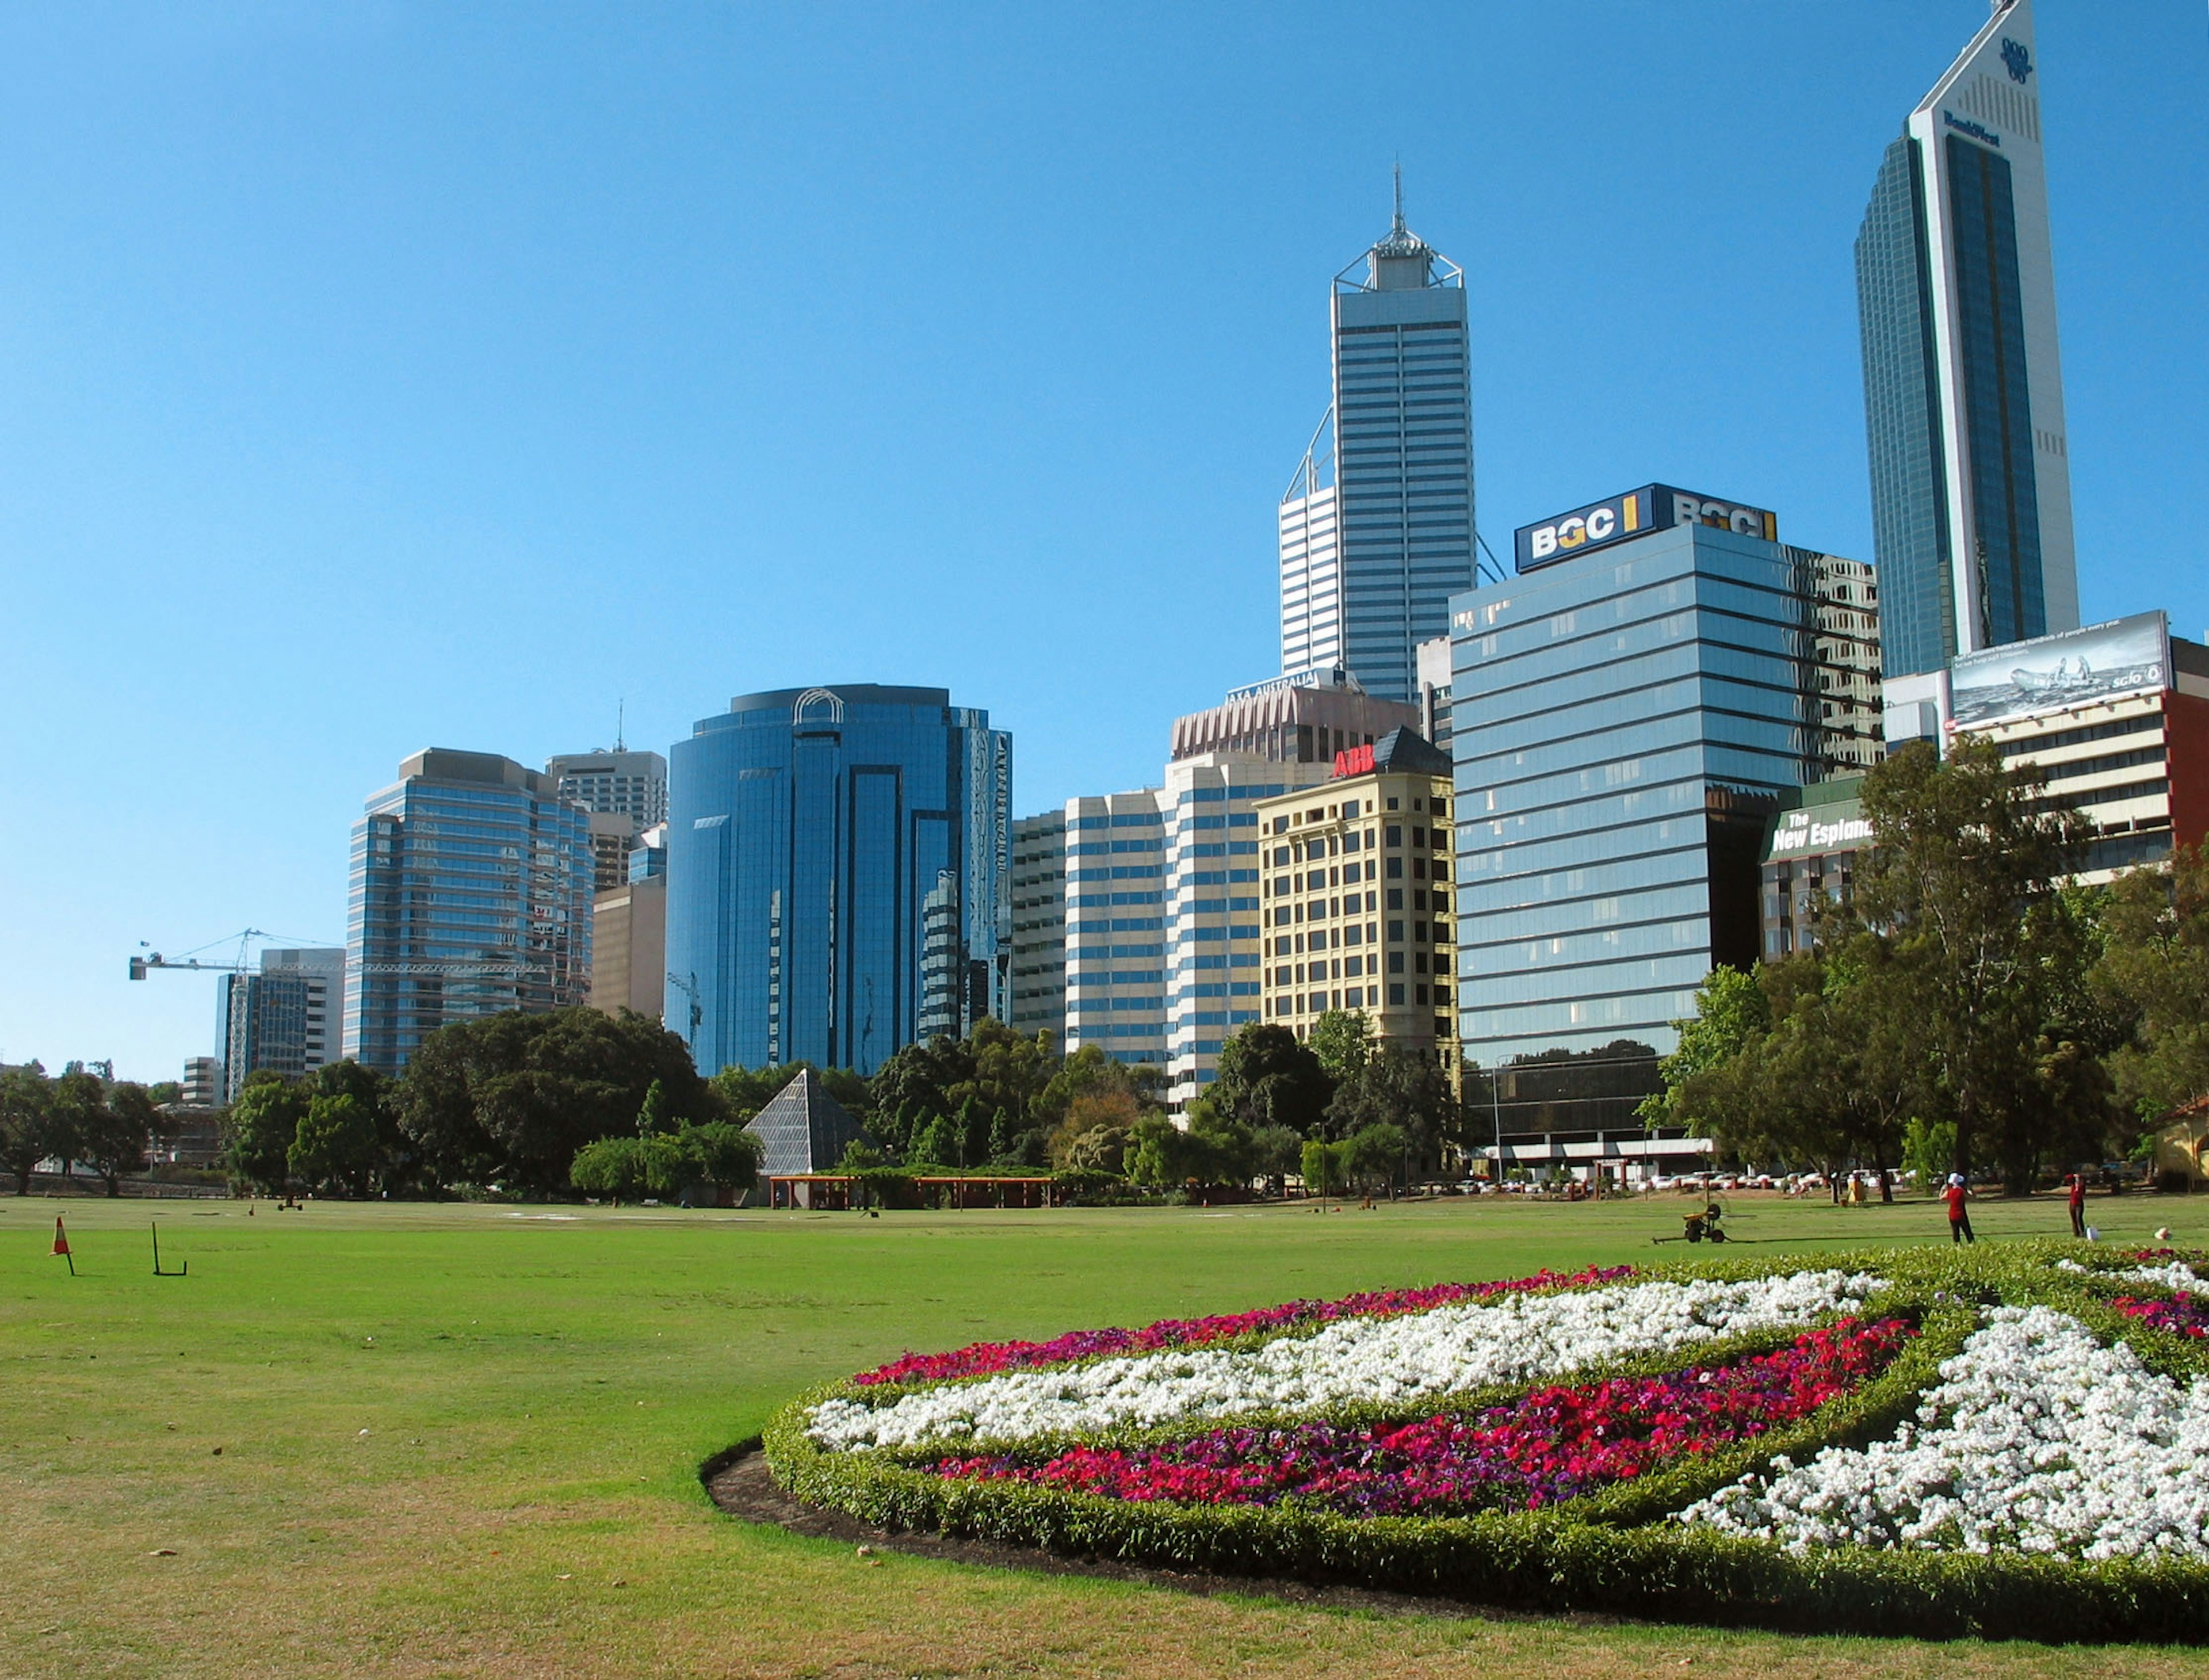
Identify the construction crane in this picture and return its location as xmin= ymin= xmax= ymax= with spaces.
xmin=128 ymin=929 xmax=271 ymax=981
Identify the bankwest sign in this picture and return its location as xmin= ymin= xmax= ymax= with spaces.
xmin=1514 ymin=484 xmax=1780 ymax=572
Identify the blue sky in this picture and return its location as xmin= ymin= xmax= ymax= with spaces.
xmin=2 ymin=2 xmax=2203 ymax=1080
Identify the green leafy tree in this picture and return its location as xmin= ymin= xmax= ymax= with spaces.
xmin=1249 ymin=1124 xmax=1305 ymax=1195
xmin=399 ymin=1007 xmax=712 ymax=1193
xmin=45 ymin=1069 xmax=106 ymax=1179
xmin=907 ymin=1112 xmax=960 ymax=1170
xmin=1639 ymin=967 xmax=1771 ymax=1130
xmin=1211 ymin=1024 xmax=1332 ymax=1136
xmin=1851 ymin=737 xmax=2096 ymax=1190
xmin=1300 ymin=1137 xmax=1346 ymax=1197
xmin=1343 ymin=1121 xmax=1409 ymax=1193
xmin=2096 ymin=844 xmax=2209 ymax=1125
xmin=1901 ymin=1118 xmax=1959 ymax=1194
xmin=289 ymin=1094 xmax=379 ymax=1196
xmin=570 ymin=1136 xmax=652 ymax=1202
xmin=675 ymin=1121 xmax=761 ymax=1198
xmin=0 ymin=1062 xmax=58 ymax=1194
xmin=637 ymin=1078 xmax=675 ymax=1136
xmin=1306 ymin=1010 xmax=1373 ymax=1085
xmin=1046 ymin=1086 xmax=1137 ymax=1174
xmin=1323 ymin=1043 xmax=1457 ymax=1166
xmin=225 ymin=1072 xmax=307 ymax=1194
xmin=311 ymin=1060 xmax=413 ymax=1195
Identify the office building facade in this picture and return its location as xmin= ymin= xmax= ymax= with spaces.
xmin=547 ymin=749 xmax=669 ymax=828
xmin=1855 ymin=0 xmax=2077 ymax=679
xmin=1279 ymin=185 xmax=1477 ymax=703
xmin=1171 ymin=667 xmax=1418 ymax=766
xmin=1061 ymin=789 xmax=1170 ymax=1067
xmin=1161 ymin=754 xmax=1333 ymax=1106
xmin=1007 ymin=810 xmax=1069 ymax=1046
xmin=665 ymin=685 xmax=1010 ymax=1077
xmin=1451 ymin=491 xmax=1882 ymax=1066
xmin=1256 ymin=729 xmax=1457 ymax=1061
xmin=346 ymin=750 xmax=595 ymax=1072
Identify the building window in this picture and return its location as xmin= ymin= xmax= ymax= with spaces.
xmin=1387 ymin=889 xmax=1404 ymax=911
xmin=1386 ymin=825 xmax=1402 ymax=847
xmin=1389 ymin=983 xmax=1406 ymax=1005
xmin=1388 ymin=952 xmax=1405 ymax=973
xmin=1386 ymin=858 xmax=1403 ymax=880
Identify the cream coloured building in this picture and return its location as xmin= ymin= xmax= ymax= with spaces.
xmin=1255 ymin=728 xmax=1457 ymax=1064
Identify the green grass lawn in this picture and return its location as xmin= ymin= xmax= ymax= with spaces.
xmin=6 ymin=1187 xmax=2209 ymax=1678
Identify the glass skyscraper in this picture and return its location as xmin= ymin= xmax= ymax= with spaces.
xmin=346 ymin=750 xmax=595 ymax=1072
xmin=1450 ymin=517 xmax=1880 ymax=1067
xmin=1279 ymin=181 xmax=1477 ymax=704
xmin=1855 ymin=0 xmax=2077 ymax=679
xmin=664 ymin=685 xmax=1010 ymax=1078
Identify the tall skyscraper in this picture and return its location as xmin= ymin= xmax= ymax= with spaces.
xmin=546 ymin=749 xmax=669 ymax=827
xmin=664 ymin=685 xmax=1010 ymax=1076
xmin=1855 ymin=0 xmax=2077 ymax=680
xmin=1279 ymin=177 xmax=1477 ymax=704
xmin=346 ymin=750 xmax=595 ymax=1072
xmin=1060 ymin=789 xmax=1170 ymax=1068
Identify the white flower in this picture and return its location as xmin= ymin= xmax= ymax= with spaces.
xmin=1680 ymin=1306 xmax=2209 ymax=1560
xmin=808 ymin=1270 xmax=1878 ymax=1452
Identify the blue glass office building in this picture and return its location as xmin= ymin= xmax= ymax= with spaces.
xmin=666 ymin=685 xmax=1011 ymax=1077
xmin=346 ymin=750 xmax=595 ymax=1072
xmin=1451 ymin=505 xmax=1879 ymax=1065
xmin=1854 ymin=0 xmax=2077 ymax=678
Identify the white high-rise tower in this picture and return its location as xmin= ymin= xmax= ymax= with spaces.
xmin=1279 ymin=175 xmax=1476 ymax=705
xmin=1855 ymin=0 xmax=2078 ymax=678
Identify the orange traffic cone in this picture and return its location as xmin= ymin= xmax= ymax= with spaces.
xmin=52 ymin=1216 xmax=74 ymax=1276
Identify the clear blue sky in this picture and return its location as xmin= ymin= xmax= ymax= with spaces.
xmin=3 ymin=3 xmax=2203 ymax=1081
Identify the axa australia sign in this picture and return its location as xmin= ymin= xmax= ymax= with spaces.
xmin=1514 ymin=485 xmax=1780 ymax=572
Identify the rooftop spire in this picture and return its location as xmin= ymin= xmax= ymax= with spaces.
xmin=1392 ymin=160 xmax=1405 ymax=237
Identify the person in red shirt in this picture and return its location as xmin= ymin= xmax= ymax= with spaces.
xmin=1944 ymin=1174 xmax=1974 ymax=1244
xmin=2067 ymin=1171 xmax=2087 ymax=1239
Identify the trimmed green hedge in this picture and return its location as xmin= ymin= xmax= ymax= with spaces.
xmin=758 ymin=1243 xmax=2209 ymax=1641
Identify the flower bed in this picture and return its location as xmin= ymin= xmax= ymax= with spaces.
xmin=760 ymin=1245 xmax=2209 ymax=1640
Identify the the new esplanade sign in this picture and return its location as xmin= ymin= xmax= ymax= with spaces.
xmin=1514 ymin=484 xmax=1779 ymax=572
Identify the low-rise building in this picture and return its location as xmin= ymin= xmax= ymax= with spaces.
xmin=1255 ymin=728 xmax=1457 ymax=1063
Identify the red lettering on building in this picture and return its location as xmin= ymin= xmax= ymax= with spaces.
xmin=1333 ymin=744 xmax=1375 ymax=778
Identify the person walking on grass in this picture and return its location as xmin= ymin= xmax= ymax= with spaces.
xmin=1945 ymin=1173 xmax=1975 ymax=1244
xmin=2067 ymin=1171 xmax=2088 ymax=1240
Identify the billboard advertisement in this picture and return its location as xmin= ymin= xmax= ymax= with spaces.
xmin=1514 ymin=484 xmax=1779 ymax=572
xmin=1948 ymin=612 xmax=2171 ymax=730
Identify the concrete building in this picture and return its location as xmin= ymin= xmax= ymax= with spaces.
xmin=1279 ymin=177 xmax=1477 ymax=703
xmin=548 ymin=749 xmax=669 ymax=828
xmin=1885 ymin=612 xmax=2209 ymax=883
xmin=588 ymin=875 xmax=666 ymax=1021
xmin=1256 ymin=728 xmax=1457 ymax=1063
xmin=665 ymin=685 xmax=1010 ymax=1077
xmin=181 ymin=1056 xmax=222 ymax=1108
xmin=1171 ymin=667 xmax=1417 ymax=767
xmin=1061 ymin=789 xmax=1171 ymax=1068
xmin=1160 ymin=754 xmax=1335 ymax=1108
xmin=1451 ymin=486 xmax=1884 ymax=1067
xmin=346 ymin=750 xmax=595 ymax=1072
xmin=1855 ymin=0 xmax=2077 ymax=679
xmin=1760 ymin=777 xmax=1875 ymax=960
xmin=1007 ymin=810 xmax=1069 ymax=1047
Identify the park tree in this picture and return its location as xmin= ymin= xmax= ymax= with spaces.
xmin=1343 ymin=1121 xmax=1410 ymax=1194
xmin=1639 ymin=967 xmax=1771 ymax=1131
xmin=1300 ymin=1137 xmax=1347 ymax=1198
xmin=47 ymin=1069 xmax=109 ymax=1185
xmin=1034 ymin=1044 xmax=1160 ymax=1131
xmin=311 ymin=1060 xmax=414 ymax=1195
xmin=1046 ymin=1086 xmax=1138 ymax=1173
xmin=1306 ymin=1010 xmax=1373 ymax=1085
xmin=0 ymin=1062 xmax=59 ymax=1194
xmin=2096 ymin=844 xmax=2209 ymax=1126
xmin=81 ymin=1080 xmax=167 ymax=1196
xmin=1323 ymin=1043 xmax=1457 ymax=1168
xmin=289 ymin=1094 xmax=379 ymax=1196
xmin=226 ymin=1072 xmax=308 ymax=1194
xmin=1211 ymin=1025 xmax=1332 ymax=1136
xmin=399 ymin=1007 xmax=712 ymax=1194
xmin=1851 ymin=737 xmax=2097 ymax=1189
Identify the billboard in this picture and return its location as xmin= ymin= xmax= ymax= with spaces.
xmin=1514 ymin=484 xmax=1779 ymax=572
xmin=1948 ymin=612 xmax=2171 ymax=730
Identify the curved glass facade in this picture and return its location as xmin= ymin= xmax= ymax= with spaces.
xmin=665 ymin=685 xmax=1010 ymax=1077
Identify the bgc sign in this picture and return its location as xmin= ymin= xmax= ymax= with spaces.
xmin=1514 ymin=484 xmax=1779 ymax=572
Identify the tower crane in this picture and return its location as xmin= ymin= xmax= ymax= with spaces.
xmin=128 ymin=929 xmax=272 ymax=981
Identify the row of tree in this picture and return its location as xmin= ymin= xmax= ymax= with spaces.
xmin=0 ymin=1063 xmax=174 ymax=1195
xmin=1645 ymin=739 xmax=2209 ymax=1193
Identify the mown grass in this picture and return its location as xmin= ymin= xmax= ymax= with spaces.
xmin=4 ymin=1188 xmax=2208 ymax=1677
